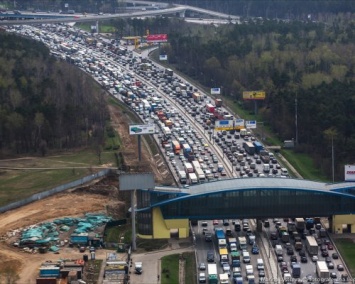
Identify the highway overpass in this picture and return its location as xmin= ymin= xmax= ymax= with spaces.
xmin=134 ymin=178 xmax=355 ymax=238
xmin=0 ymin=4 xmax=239 ymax=26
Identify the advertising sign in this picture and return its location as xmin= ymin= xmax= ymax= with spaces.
xmin=243 ymin=91 xmax=266 ymax=100
xmin=211 ymin=88 xmax=221 ymax=95
xmin=235 ymin=119 xmax=245 ymax=130
xmin=245 ymin=121 xmax=257 ymax=129
xmin=215 ymin=120 xmax=234 ymax=131
xmin=345 ymin=165 xmax=355 ymax=181
xmin=129 ymin=124 xmax=155 ymax=135
xmin=146 ymin=34 xmax=168 ymax=43
xmin=159 ymin=55 xmax=168 ymax=61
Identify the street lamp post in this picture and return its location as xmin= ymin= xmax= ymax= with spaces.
xmin=332 ymin=135 xmax=335 ymax=183
xmin=295 ymin=94 xmax=298 ymax=145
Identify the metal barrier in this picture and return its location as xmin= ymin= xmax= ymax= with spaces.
xmin=0 ymin=168 xmax=113 ymax=214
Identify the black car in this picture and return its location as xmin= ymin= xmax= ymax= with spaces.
xmin=299 ymin=250 xmax=306 ymax=257
xmin=301 ymin=256 xmax=308 ymax=263
xmin=332 ymin=253 xmax=339 ymax=259
xmin=207 ymin=251 xmax=215 ymax=262
xmin=287 ymin=248 xmax=294 ymax=255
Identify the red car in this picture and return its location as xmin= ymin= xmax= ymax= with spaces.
xmin=213 ymin=220 xmax=219 ymax=225
xmin=327 ymin=244 xmax=334 ymax=250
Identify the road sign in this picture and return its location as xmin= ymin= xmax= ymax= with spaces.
xmin=159 ymin=55 xmax=168 ymax=61
xmin=211 ymin=88 xmax=221 ymax=95
xmin=129 ymin=124 xmax=155 ymax=135
xmin=245 ymin=121 xmax=257 ymax=129
xmin=345 ymin=165 xmax=355 ymax=181
xmin=243 ymin=91 xmax=266 ymax=100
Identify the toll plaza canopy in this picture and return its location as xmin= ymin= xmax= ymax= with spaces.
xmin=136 ymin=178 xmax=355 ymax=220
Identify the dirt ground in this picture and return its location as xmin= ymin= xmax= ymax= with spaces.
xmin=0 ymin=102 xmax=170 ymax=283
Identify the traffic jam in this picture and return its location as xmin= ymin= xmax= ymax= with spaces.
xmin=4 ymin=24 xmax=351 ymax=284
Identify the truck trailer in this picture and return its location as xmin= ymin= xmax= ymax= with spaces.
xmin=316 ymin=261 xmax=330 ymax=281
xmin=208 ymin=264 xmax=218 ymax=284
xmin=306 ymin=236 xmax=318 ymax=255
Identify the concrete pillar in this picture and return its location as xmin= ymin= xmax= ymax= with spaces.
xmin=179 ymin=10 xmax=185 ymax=18
xmin=328 ymin=216 xmax=333 ymax=233
xmin=96 ymin=20 xmax=99 ymax=33
xmin=256 ymin=219 xmax=263 ymax=232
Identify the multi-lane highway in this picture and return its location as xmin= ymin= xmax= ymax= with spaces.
xmin=4 ymin=23 xmax=351 ymax=284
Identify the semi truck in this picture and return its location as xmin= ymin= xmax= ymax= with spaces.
xmin=316 ymin=261 xmax=330 ymax=281
xmin=172 ymin=140 xmax=181 ymax=155
xmin=243 ymin=142 xmax=255 ymax=155
xmin=306 ymin=236 xmax=318 ymax=255
xmin=238 ymin=236 xmax=247 ymax=250
xmin=208 ymin=264 xmax=218 ymax=284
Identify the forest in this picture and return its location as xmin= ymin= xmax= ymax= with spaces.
xmin=156 ymin=17 xmax=355 ymax=180
xmin=0 ymin=33 xmax=109 ymax=156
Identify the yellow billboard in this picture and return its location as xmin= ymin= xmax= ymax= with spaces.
xmin=243 ymin=91 xmax=266 ymax=100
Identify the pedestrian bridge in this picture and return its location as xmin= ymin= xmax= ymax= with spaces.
xmin=135 ymin=178 xmax=355 ymax=239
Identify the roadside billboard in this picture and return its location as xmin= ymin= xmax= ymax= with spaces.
xmin=129 ymin=124 xmax=155 ymax=135
xmin=345 ymin=165 xmax=355 ymax=181
xmin=159 ymin=54 xmax=168 ymax=61
xmin=215 ymin=120 xmax=234 ymax=131
xmin=245 ymin=121 xmax=257 ymax=129
xmin=146 ymin=34 xmax=168 ymax=43
xmin=211 ymin=88 xmax=221 ymax=95
xmin=235 ymin=119 xmax=245 ymax=130
xmin=243 ymin=91 xmax=266 ymax=100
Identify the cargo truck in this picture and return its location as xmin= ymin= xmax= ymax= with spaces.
xmin=215 ymin=98 xmax=223 ymax=107
xmin=208 ymin=264 xmax=218 ymax=284
xmin=219 ymin=248 xmax=229 ymax=264
xmin=178 ymin=170 xmax=187 ymax=184
xmin=253 ymin=141 xmax=264 ymax=154
xmin=238 ymin=236 xmax=247 ymax=250
xmin=281 ymin=232 xmax=290 ymax=243
xmin=316 ymin=261 xmax=330 ymax=282
xmin=219 ymin=273 xmax=229 ymax=284
xmin=231 ymin=251 xmax=241 ymax=267
xmin=259 ymin=150 xmax=270 ymax=163
xmin=292 ymin=263 xmax=301 ymax=278
xmin=295 ymin=218 xmax=305 ymax=231
xmin=192 ymin=92 xmax=201 ymax=102
xmin=188 ymin=173 xmax=198 ymax=184
xmin=275 ymin=245 xmax=283 ymax=256
xmin=215 ymin=228 xmax=226 ymax=239
xmin=218 ymin=239 xmax=227 ymax=249
xmin=306 ymin=236 xmax=318 ymax=255
xmin=206 ymin=103 xmax=215 ymax=113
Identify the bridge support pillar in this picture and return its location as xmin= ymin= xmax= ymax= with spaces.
xmin=96 ymin=21 xmax=99 ymax=33
xmin=256 ymin=219 xmax=263 ymax=232
xmin=328 ymin=216 xmax=333 ymax=233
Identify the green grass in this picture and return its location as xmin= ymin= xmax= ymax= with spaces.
xmin=100 ymin=25 xmax=116 ymax=33
xmin=333 ymin=238 xmax=355 ymax=277
xmin=281 ymin=149 xmax=328 ymax=181
xmin=104 ymin=224 xmax=131 ymax=243
xmin=75 ymin=22 xmax=92 ymax=32
xmin=183 ymin=252 xmax=197 ymax=284
xmin=161 ymin=254 xmax=180 ymax=284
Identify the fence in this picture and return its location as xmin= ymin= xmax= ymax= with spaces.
xmin=0 ymin=168 xmax=115 ymax=214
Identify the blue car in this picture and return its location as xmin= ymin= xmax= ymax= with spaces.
xmin=252 ymin=246 xmax=259 ymax=254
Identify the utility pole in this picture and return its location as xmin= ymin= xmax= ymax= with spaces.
xmin=332 ymin=135 xmax=335 ymax=183
xmin=295 ymin=94 xmax=298 ymax=145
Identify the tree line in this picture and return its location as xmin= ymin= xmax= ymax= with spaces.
xmin=158 ymin=17 xmax=354 ymax=180
xmin=0 ymin=33 xmax=109 ymax=156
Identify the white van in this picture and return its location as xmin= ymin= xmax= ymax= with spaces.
xmin=242 ymin=251 xmax=250 ymax=263
xmin=257 ymin=258 xmax=264 ymax=270
xmin=281 ymin=168 xmax=289 ymax=176
xmin=263 ymin=164 xmax=270 ymax=173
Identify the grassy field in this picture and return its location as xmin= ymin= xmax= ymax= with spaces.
xmin=137 ymin=238 xmax=168 ymax=252
xmin=161 ymin=254 xmax=180 ymax=284
xmin=183 ymin=252 xmax=197 ymax=284
xmin=333 ymin=238 xmax=355 ymax=277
